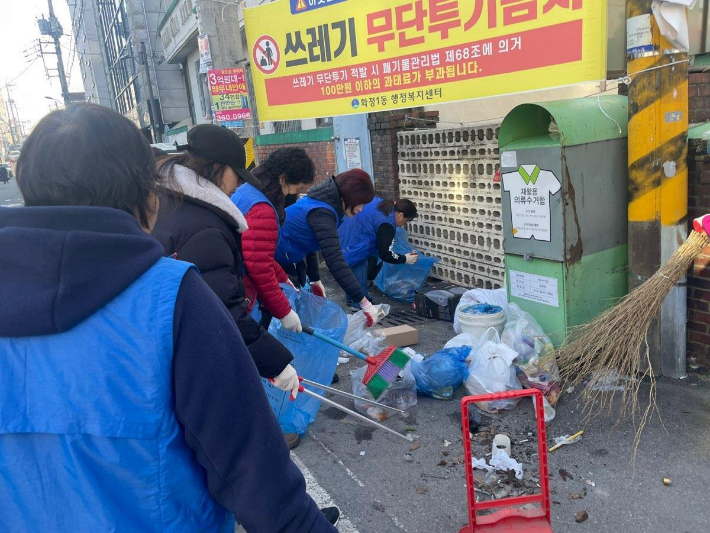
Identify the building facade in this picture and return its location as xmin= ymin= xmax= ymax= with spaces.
xmin=67 ymin=0 xmax=191 ymax=141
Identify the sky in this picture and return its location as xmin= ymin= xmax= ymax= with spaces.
xmin=0 ymin=0 xmax=83 ymax=131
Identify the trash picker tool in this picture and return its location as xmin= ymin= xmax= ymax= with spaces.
xmin=300 ymin=377 xmax=405 ymax=415
xmin=298 ymin=385 xmax=412 ymax=442
xmin=301 ymin=326 xmax=411 ymax=400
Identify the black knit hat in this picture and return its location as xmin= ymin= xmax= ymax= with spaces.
xmin=179 ymin=124 xmax=263 ymax=190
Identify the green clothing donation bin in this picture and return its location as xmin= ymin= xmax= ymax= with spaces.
xmin=499 ymin=96 xmax=629 ymax=345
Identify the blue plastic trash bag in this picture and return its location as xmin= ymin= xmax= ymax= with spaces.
xmin=409 ymin=346 xmax=470 ymax=400
xmin=375 ymin=228 xmax=440 ymax=303
xmin=261 ymin=284 xmax=348 ymax=435
xmin=461 ymin=303 xmax=504 ymax=315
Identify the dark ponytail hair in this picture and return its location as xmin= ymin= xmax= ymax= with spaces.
xmin=253 ymin=147 xmax=315 ymax=223
xmin=377 ymin=198 xmax=418 ymax=219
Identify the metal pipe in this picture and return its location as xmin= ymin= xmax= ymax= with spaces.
xmin=300 ymin=388 xmax=412 ymax=442
xmin=301 ymin=378 xmax=406 ymax=415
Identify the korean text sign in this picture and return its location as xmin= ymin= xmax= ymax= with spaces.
xmin=208 ymin=68 xmax=252 ymax=123
xmin=244 ymin=0 xmax=607 ymax=121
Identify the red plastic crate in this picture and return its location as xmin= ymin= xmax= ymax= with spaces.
xmin=459 ymin=389 xmax=552 ymax=533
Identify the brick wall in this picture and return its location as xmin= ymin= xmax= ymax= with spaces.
xmin=690 ymin=72 xmax=710 ymax=124
xmin=687 ymin=144 xmax=710 ymax=369
xmin=367 ymin=109 xmax=438 ymax=200
xmin=256 ymin=140 xmax=336 ymax=185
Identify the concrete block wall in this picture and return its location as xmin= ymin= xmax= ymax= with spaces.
xmin=398 ymin=125 xmax=504 ymax=289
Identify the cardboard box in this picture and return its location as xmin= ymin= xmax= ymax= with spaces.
xmin=414 ymin=282 xmax=468 ymax=322
xmin=376 ymin=325 xmax=419 ymax=347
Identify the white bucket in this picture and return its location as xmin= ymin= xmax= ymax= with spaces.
xmin=457 ymin=304 xmax=506 ymax=339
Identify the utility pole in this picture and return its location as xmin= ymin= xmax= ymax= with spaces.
xmin=140 ymin=42 xmax=163 ymax=143
xmin=4 ymin=86 xmax=17 ymax=145
xmin=626 ymin=0 xmax=689 ymax=377
xmin=39 ymin=0 xmax=70 ymax=107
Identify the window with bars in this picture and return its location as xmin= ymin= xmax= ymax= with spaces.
xmin=95 ymin=0 xmax=138 ymax=116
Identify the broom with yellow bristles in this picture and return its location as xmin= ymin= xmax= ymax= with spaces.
xmin=557 ymin=217 xmax=710 ymax=445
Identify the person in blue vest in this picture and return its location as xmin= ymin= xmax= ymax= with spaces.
xmin=232 ymin=148 xmax=315 ymax=334
xmin=339 ymin=197 xmax=419 ymax=308
xmin=0 ymin=104 xmax=337 ymax=532
xmin=275 ymin=168 xmax=381 ymax=327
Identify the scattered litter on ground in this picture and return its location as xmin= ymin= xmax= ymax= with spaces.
xmin=549 ymin=430 xmax=584 ymax=452
xmin=586 ymin=479 xmax=596 ymax=488
xmin=575 ymin=510 xmax=589 ymax=523
xmin=359 ymin=451 xmax=365 ymax=456
xmin=472 ymin=449 xmax=524 ymax=480
xmin=559 ymin=469 xmax=574 ymax=482
xmin=568 ymin=489 xmax=587 ymax=500
xmin=416 ymin=486 xmax=427 ymax=494
xmin=410 ymin=442 xmax=420 ymax=452
xmin=663 ymin=478 xmax=671 ymax=486
xmin=589 ymin=369 xmax=631 ymax=391
xmin=444 ymin=439 xmax=452 ymax=447
xmin=404 ymin=453 xmax=414 ymax=463
xmin=437 ymin=459 xmax=448 ymax=466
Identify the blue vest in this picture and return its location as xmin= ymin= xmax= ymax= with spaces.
xmin=339 ymin=197 xmax=396 ymax=266
xmin=231 ymin=182 xmax=281 ymax=245
xmin=0 ymin=258 xmax=233 ymax=533
xmin=275 ymin=196 xmax=341 ymax=264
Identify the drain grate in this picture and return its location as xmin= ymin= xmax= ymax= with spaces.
xmin=379 ymin=309 xmax=433 ymax=328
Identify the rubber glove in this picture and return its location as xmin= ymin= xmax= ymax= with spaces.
xmin=311 ymin=280 xmax=326 ymax=298
xmin=693 ymin=214 xmax=710 ymax=236
xmin=405 ymin=251 xmax=419 ymax=265
xmin=360 ymin=298 xmax=379 ymax=327
xmin=271 ymin=365 xmax=300 ymax=400
xmin=280 ymin=309 xmax=302 ymax=333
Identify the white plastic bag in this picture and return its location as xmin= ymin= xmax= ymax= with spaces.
xmin=350 ymin=364 xmax=417 ymax=421
xmin=465 ymin=340 xmax=522 ymax=413
xmin=342 ymin=304 xmax=390 ymax=357
xmin=454 ymin=288 xmax=508 ymax=334
xmin=445 ymin=327 xmax=501 ymax=363
xmin=502 ymin=304 xmax=561 ymax=406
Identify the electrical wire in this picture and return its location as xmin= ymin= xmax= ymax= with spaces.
xmin=1 ymin=58 xmax=41 ymax=90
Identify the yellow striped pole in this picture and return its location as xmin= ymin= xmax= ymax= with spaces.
xmin=627 ymin=0 xmax=689 ymax=376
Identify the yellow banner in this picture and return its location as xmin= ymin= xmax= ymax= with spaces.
xmin=245 ymin=0 xmax=607 ymax=122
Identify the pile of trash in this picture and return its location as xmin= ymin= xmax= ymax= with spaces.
xmin=344 ymin=288 xmax=561 ymax=422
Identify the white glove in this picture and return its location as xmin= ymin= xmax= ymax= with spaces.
xmin=360 ymin=299 xmax=379 ymax=327
xmin=280 ymin=309 xmax=302 ymax=333
xmin=405 ymin=252 xmax=419 ymax=265
xmin=272 ymin=365 xmax=301 ymax=400
xmin=311 ymin=280 xmax=326 ymax=298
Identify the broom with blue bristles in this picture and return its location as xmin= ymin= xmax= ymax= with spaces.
xmin=302 ymin=326 xmax=410 ymax=400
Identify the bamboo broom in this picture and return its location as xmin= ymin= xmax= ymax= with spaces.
xmin=557 ymin=221 xmax=710 ymax=447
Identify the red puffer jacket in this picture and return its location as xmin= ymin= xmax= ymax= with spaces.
xmin=241 ymin=203 xmax=292 ymax=318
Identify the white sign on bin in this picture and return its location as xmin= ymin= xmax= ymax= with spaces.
xmin=510 ymin=270 xmax=559 ymax=308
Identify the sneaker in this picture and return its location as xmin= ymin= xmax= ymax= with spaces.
xmin=348 ymin=304 xmax=361 ymax=312
xmin=284 ymin=432 xmax=300 ymax=450
xmin=320 ymin=506 xmax=340 ymax=526
xmin=331 ymin=373 xmax=340 ymax=384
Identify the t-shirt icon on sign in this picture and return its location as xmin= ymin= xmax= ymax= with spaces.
xmin=502 ymin=164 xmax=561 ymax=242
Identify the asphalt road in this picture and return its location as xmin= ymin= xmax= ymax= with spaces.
xmin=293 ymin=275 xmax=710 ymax=533
xmin=0 ymin=175 xmax=22 ymax=207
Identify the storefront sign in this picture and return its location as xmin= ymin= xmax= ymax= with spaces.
xmin=208 ymin=68 xmax=252 ymax=123
xmin=244 ymin=0 xmax=608 ymax=121
xmin=159 ymin=0 xmax=198 ymax=63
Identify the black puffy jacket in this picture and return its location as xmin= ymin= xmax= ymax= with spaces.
xmin=304 ymin=178 xmax=364 ymax=302
xmin=152 ymin=165 xmax=293 ymax=379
